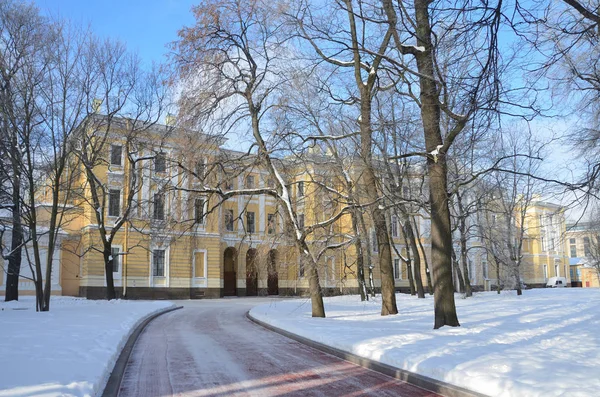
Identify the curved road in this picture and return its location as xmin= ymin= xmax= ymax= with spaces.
xmin=118 ymin=298 xmax=439 ymax=397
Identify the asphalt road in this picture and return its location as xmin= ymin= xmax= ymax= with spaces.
xmin=117 ymin=297 xmax=440 ymax=397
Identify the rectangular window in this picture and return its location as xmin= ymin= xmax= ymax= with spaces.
xmin=225 ymin=209 xmax=234 ymax=231
xmin=111 ymin=247 xmax=120 ymax=273
xmin=483 ymin=260 xmax=489 ymax=279
xmin=153 ymin=193 xmax=165 ymax=220
xmin=108 ymin=189 xmax=120 ymax=217
xmin=298 ymin=181 xmax=304 ymax=197
xmin=153 ymin=249 xmax=165 ymax=277
xmin=541 ymin=236 xmax=546 ymax=252
xmin=550 ymin=237 xmax=555 ymax=251
xmin=245 ymin=175 xmax=255 ymax=189
xmin=394 ymin=258 xmax=401 ymax=279
xmin=154 ymin=152 xmax=166 ymax=172
xmin=194 ymin=198 xmax=205 ymax=224
xmin=246 ymin=211 xmax=255 ymax=233
xmin=326 ymin=257 xmax=335 ymax=280
xmin=543 ymin=264 xmax=548 ymax=280
xmin=267 ymin=178 xmax=275 ymax=188
xmin=570 ymin=238 xmax=576 ymax=244
xmin=391 ymin=216 xmax=399 ymax=238
xmin=110 ymin=145 xmax=122 ymax=166
xmin=570 ymin=245 xmax=577 ymax=258
xmin=267 ymin=213 xmax=276 ymax=234
xmin=555 ymin=263 xmax=560 ymax=277
xmin=194 ymin=251 xmax=205 ymax=278
xmin=297 ymin=213 xmax=304 ymax=230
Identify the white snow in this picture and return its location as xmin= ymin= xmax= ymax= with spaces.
xmin=250 ymin=289 xmax=600 ymax=397
xmin=0 ymin=297 xmax=174 ymax=397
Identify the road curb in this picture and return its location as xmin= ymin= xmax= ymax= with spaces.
xmin=246 ymin=311 xmax=488 ymax=397
xmin=102 ymin=305 xmax=183 ymax=397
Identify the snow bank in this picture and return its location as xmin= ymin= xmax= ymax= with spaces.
xmin=250 ymin=289 xmax=600 ymax=397
xmin=0 ymin=296 xmax=174 ymax=397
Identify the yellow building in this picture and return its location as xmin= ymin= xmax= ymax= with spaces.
xmin=1 ymin=117 xmax=575 ymax=299
xmin=566 ymin=222 xmax=600 ymax=288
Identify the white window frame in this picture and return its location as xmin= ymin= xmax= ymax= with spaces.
xmin=555 ymin=261 xmax=560 ymax=277
xmin=194 ymin=197 xmax=208 ymax=225
xmin=110 ymin=245 xmax=123 ymax=283
xmin=543 ymin=264 xmax=548 ymax=280
xmin=482 ymin=259 xmax=489 ymax=280
xmin=393 ymin=257 xmax=402 ymax=280
xmin=150 ymin=245 xmax=169 ymax=287
xmin=192 ymin=249 xmax=208 ymax=287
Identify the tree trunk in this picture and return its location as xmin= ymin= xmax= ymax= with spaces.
xmin=104 ymin=247 xmax=117 ymax=300
xmin=414 ymin=0 xmax=459 ymax=328
xmin=404 ymin=213 xmax=425 ymax=298
xmin=460 ymin=241 xmax=473 ymax=297
xmin=351 ymin=210 xmax=368 ymax=301
xmin=453 ymin=249 xmax=465 ymax=293
xmin=413 ymin=217 xmax=434 ymax=295
xmin=5 ymin=175 xmax=22 ymax=302
xmin=359 ymin=97 xmax=397 ymax=316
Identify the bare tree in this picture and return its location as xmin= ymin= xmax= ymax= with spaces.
xmin=172 ymin=0 xmax=363 ymax=317
xmin=287 ymin=0 xmax=398 ymax=315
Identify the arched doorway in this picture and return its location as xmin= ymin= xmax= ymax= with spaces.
xmin=267 ymin=249 xmax=279 ymax=295
xmin=246 ymin=248 xmax=258 ymax=296
xmin=223 ymin=247 xmax=237 ymax=296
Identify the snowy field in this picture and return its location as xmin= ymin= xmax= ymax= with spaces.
xmin=0 ymin=297 xmax=174 ymax=397
xmin=250 ymin=289 xmax=600 ymax=397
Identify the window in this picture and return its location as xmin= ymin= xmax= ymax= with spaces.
xmin=225 ymin=209 xmax=234 ymax=231
xmin=584 ymin=237 xmax=591 ymax=256
xmin=483 ymin=260 xmax=489 ymax=279
xmin=195 ymin=160 xmax=206 ymax=180
xmin=570 ymin=238 xmax=576 ymax=244
xmin=371 ymin=229 xmax=378 ymax=253
xmin=111 ymin=247 xmax=120 ymax=273
xmin=245 ymin=175 xmax=255 ymax=189
xmin=153 ymin=193 xmax=165 ymax=220
xmin=570 ymin=244 xmax=577 ymax=258
xmin=194 ymin=250 xmax=206 ymax=278
xmin=154 ymin=152 xmax=166 ymax=172
xmin=469 ymin=258 xmax=476 ymax=284
xmin=555 ymin=261 xmax=560 ymax=277
xmin=267 ymin=178 xmax=275 ymax=188
xmin=402 ymin=186 xmax=409 ymax=197
xmin=268 ymin=213 xmax=276 ymax=234
xmin=108 ymin=189 xmax=120 ymax=217
xmin=543 ymin=264 xmax=548 ymax=280
xmin=550 ymin=237 xmax=555 ymax=251
xmin=298 ymin=181 xmax=304 ymax=197
xmin=225 ymin=178 xmax=234 ymax=190
xmin=297 ymin=213 xmax=304 ymax=230
xmin=194 ymin=198 xmax=205 ymax=224
xmin=299 ymin=262 xmax=305 ymax=278
xmin=110 ymin=145 xmax=122 ymax=166
xmin=394 ymin=258 xmax=401 ymax=279
xmin=391 ymin=216 xmax=399 ymax=238
xmin=153 ymin=249 xmax=165 ymax=277
xmin=246 ymin=211 xmax=255 ymax=233
xmin=541 ymin=236 xmax=546 ymax=252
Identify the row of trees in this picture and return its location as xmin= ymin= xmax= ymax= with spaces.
xmin=0 ymin=1 xmax=168 ymax=310
xmin=1 ymin=0 xmax=598 ymax=329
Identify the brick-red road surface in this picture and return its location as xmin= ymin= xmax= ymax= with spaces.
xmin=118 ymin=298 xmax=441 ymax=397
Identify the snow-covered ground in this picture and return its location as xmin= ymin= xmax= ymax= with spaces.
xmin=250 ymin=289 xmax=600 ymax=397
xmin=0 ymin=297 xmax=174 ymax=397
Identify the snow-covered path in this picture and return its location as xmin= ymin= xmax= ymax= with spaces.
xmin=118 ymin=297 xmax=439 ymax=397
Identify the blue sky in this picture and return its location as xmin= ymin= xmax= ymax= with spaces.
xmin=33 ymin=0 xmax=197 ymax=66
